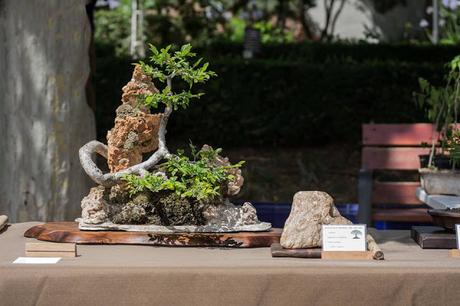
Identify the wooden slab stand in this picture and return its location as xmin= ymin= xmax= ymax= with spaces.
xmin=271 ymin=243 xmax=373 ymax=260
xmin=25 ymin=242 xmax=77 ymax=257
xmin=24 ymin=222 xmax=281 ymax=248
xmin=271 ymin=243 xmax=321 ymax=258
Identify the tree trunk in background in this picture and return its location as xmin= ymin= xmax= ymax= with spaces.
xmin=0 ymin=0 xmax=96 ymax=222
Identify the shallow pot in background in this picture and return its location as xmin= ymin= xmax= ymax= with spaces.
xmin=419 ymin=168 xmax=460 ymax=196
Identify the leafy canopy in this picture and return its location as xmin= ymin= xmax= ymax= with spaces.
xmin=415 ymin=55 xmax=460 ymax=132
xmin=139 ymin=44 xmax=216 ymax=110
xmin=415 ymin=55 xmax=460 ymax=167
xmin=446 ymin=129 xmax=460 ymax=167
xmin=123 ymin=145 xmax=244 ymax=201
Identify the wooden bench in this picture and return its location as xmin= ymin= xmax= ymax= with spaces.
xmin=357 ymin=124 xmax=437 ymax=225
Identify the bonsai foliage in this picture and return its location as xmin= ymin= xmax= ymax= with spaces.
xmin=446 ymin=129 xmax=460 ymax=167
xmin=415 ymin=55 xmax=460 ymax=168
xmin=123 ymin=145 xmax=244 ymax=201
xmin=138 ymin=44 xmax=216 ymax=110
xmin=416 ymin=56 xmax=460 ymax=132
xmin=120 ymin=46 xmax=244 ymax=202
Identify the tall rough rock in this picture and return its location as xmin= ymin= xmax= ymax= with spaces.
xmin=106 ymin=65 xmax=161 ymax=172
xmin=280 ymin=191 xmax=351 ymax=249
xmin=0 ymin=0 xmax=96 ymax=222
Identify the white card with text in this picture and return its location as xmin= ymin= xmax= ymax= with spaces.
xmin=322 ymin=224 xmax=367 ymax=251
xmin=13 ymin=257 xmax=61 ymax=264
xmin=456 ymin=224 xmax=460 ymax=249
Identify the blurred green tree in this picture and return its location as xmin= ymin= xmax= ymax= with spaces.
xmin=93 ymin=0 xmax=358 ymax=56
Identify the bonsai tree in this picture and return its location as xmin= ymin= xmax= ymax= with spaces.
xmin=415 ymin=55 xmax=460 ymax=169
xmin=79 ymin=44 xmax=217 ymax=186
xmin=78 ymin=44 xmax=260 ymax=228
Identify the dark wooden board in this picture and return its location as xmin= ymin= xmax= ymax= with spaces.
xmin=271 ymin=243 xmax=321 ymax=258
xmin=24 ymin=222 xmax=281 ymax=248
xmin=411 ymin=226 xmax=457 ymax=249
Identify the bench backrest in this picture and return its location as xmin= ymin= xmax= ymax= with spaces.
xmin=361 ymin=124 xmax=436 ymax=223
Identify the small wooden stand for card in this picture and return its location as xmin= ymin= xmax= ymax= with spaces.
xmin=449 ymin=249 xmax=460 ymax=258
xmin=271 ymin=243 xmax=321 ymax=258
xmin=321 ymin=251 xmax=373 ymax=260
xmin=25 ymin=242 xmax=77 ymax=258
xmin=271 ymin=243 xmax=374 ymax=260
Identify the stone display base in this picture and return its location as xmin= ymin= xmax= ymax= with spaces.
xmin=24 ymin=222 xmax=281 ymax=248
xmin=78 ymin=219 xmax=272 ymax=233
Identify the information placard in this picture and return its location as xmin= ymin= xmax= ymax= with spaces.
xmin=456 ymin=224 xmax=460 ymax=249
xmin=322 ymin=224 xmax=367 ymax=252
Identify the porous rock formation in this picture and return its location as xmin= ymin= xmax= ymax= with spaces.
xmin=106 ymin=65 xmax=162 ymax=172
xmin=280 ymin=191 xmax=351 ymax=249
xmin=121 ymin=64 xmax=157 ymax=109
xmin=81 ymin=65 xmax=163 ymax=221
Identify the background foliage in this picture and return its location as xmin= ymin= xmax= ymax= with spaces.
xmin=94 ymin=41 xmax=457 ymax=146
xmin=90 ymin=0 xmax=460 ymax=204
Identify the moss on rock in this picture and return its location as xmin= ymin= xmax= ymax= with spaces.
xmin=111 ymin=201 xmax=147 ymax=224
xmin=158 ymin=193 xmax=202 ymax=226
xmin=109 ymin=190 xmax=163 ymax=225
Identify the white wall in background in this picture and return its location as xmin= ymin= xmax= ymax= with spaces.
xmin=310 ymin=0 xmax=426 ymax=42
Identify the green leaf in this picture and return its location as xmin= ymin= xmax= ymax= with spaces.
xmin=149 ymin=44 xmax=159 ymax=55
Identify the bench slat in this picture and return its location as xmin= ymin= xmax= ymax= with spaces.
xmin=363 ymin=124 xmax=436 ymax=146
xmin=362 ymin=147 xmax=431 ymax=169
xmin=372 ymin=182 xmax=422 ymax=205
xmin=372 ymin=208 xmax=431 ymax=222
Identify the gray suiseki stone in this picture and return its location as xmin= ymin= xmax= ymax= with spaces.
xmin=280 ymin=191 xmax=351 ymax=249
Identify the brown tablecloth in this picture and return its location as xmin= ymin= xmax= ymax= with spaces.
xmin=2 ymin=223 xmax=460 ymax=306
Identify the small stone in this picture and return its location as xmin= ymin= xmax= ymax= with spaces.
xmin=240 ymin=202 xmax=258 ymax=225
xmin=81 ymin=186 xmax=108 ymax=224
xmin=280 ymin=191 xmax=352 ymax=249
